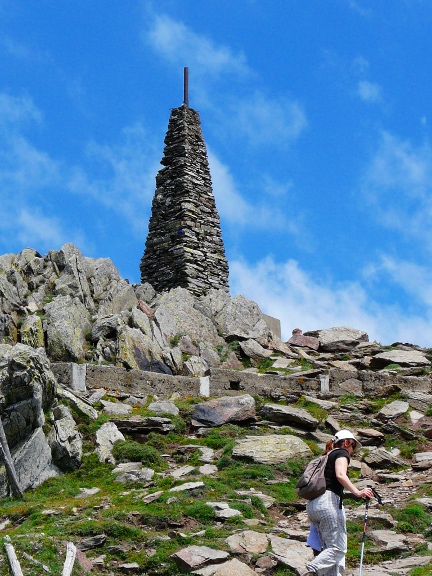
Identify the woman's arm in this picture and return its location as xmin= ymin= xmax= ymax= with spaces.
xmin=335 ymin=457 xmax=373 ymax=499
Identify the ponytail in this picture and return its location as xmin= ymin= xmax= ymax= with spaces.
xmin=323 ymin=439 xmax=334 ymax=455
xmin=323 ymin=437 xmax=346 ymax=455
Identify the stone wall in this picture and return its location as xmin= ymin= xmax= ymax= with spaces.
xmin=51 ymin=363 xmax=432 ymax=400
xmin=140 ymin=104 xmax=229 ymax=296
xmin=51 ymin=363 xmax=201 ymax=398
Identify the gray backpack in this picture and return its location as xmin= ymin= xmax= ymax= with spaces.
xmin=296 ymin=451 xmax=332 ymax=500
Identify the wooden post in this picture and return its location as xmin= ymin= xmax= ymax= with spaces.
xmin=4 ymin=537 xmax=24 ymax=576
xmin=0 ymin=418 xmax=23 ymax=498
xmin=62 ymin=542 xmax=77 ymax=576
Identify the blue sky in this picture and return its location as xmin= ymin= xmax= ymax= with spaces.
xmin=1 ymin=0 xmax=432 ymax=346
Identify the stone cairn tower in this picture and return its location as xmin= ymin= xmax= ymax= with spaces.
xmin=140 ymin=69 xmax=229 ymax=296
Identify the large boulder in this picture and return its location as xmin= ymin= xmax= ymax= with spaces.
xmin=172 ymin=545 xmax=229 ymax=571
xmin=95 ymin=422 xmax=125 ymax=464
xmin=0 ymin=344 xmax=56 ymax=448
xmin=207 ymin=293 xmax=272 ymax=345
xmin=269 ymin=535 xmax=314 ymax=573
xmin=193 ymin=395 xmax=256 ymax=427
xmin=239 ymin=339 xmax=272 ymax=362
xmin=97 ymin=279 xmax=138 ymax=317
xmin=53 ymin=243 xmax=95 ymax=309
xmin=117 ymin=326 xmax=171 ymax=374
xmin=232 ymin=434 xmax=311 ymax=464
xmin=154 ymin=287 xmax=223 ymax=350
xmin=47 ymin=404 xmax=82 ymax=471
xmin=0 ymin=341 xmax=60 ymax=496
xmin=0 ymin=427 xmax=60 ymax=498
xmin=261 ymin=403 xmax=319 ymax=430
xmin=370 ymin=350 xmax=430 ymax=369
xmin=44 ymin=295 xmax=92 ymax=361
xmin=304 ymin=326 xmax=369 ymax=352
xmin=87 ymin=257 xmax=122 ymax=302
xmin=0 ymin=262 xmax=22 ymax=312
xmin=20 ymin=314 xmax=44 ymax=348
xmin=91 ymin=312 xmax=126 ymax=342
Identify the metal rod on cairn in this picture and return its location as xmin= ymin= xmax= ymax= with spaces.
xmin=184 ymin=67 xmax=189 ymax=107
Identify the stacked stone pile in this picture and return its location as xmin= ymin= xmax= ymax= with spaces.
xmin=139 ymin=104 xmax=229 ymax=296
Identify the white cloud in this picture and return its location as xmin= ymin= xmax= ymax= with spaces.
xmin=229 ymin=256 xmax=432 ymax=347
xmin=364 ymin=254 xmax=432 ymax=308
xmin=346 ymin=1 xmax=372 ymax=17
xmin=144 ymin=12 xmax=306 ymax=151
xmin=358 ymin=80 xmax=382 ymax=103
xmin=67 ymin=122 xmax=160 ymax=234
xmin=16 ymin=209 xmax=85 ymax=248
xmin=0 ymin=90 xmax=162 ymax=254
xmin=230 ymin=92 xmax=307 ymax=146
xmin=208 ymin=149 xmax=295 ymax=233
xmin=0 ymin=92 xmax=42 ymax=129
xmin=352 ymin=56 xmax=370 ymax=74
xmin=145 ymin=14 xmax=249 ymax=78
xmin=1 ymin=135 xmax=60 ymax=191
xmin=362 ymin=131 xmax=432 ymax=247
xmin=0 ymin=91 xmax=79 ymax=254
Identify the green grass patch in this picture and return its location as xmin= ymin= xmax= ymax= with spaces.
xmin=383 ymin=437 xmax=419 ymax=460
xmin=112 ymin=441 xmax=168 ymax=470
xmin=295 ymin=396 xmax=328 ymax=422
xmin=184 ymin=501 xmax=215 ymax=523
xmin=393 ymin=503 xmax=432 ymax=535
xmin=339 ymin=393 xmax=360 ymax=406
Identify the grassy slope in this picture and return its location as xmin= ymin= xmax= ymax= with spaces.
xmin=0 ymin=396 xmax=431 ymax=575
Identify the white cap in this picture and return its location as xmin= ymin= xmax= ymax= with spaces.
xmin=333 ymin=429 xmax=362 ymax=449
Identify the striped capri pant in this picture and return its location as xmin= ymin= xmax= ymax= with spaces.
xmin=305 ymin=490 xmax=347 ymax=576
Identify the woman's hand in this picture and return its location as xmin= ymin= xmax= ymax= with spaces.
xmin=357 ymin=487 xmax=374 ymax=499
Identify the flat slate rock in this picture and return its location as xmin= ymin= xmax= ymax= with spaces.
xmin=370 ymin=349 xmax=430 ymax=368
xmin=269 ymin=534 xmax=313 ymax=572
xmin=147 ymin=401 xmax=179 ymax=416
xmin=192 ymin=558 xmax=258 ymax=576
xmin=206 ymin=502 xmax=242 ymax=519
xmin=226 ymin=530 xmax=269 ymax=554
xmin=100 ymin=400 xmax=133 ymax=416
xmin=377 ymin=400 xmax=409 ymax=420
xmin=193 ymin=394 xmax=256 ymax=427
xmin=260 ymin=403 xmax=319 ymax=429
xmin=112 ymin=416 xmax=175 ymax=434
xmin=304 ymin=326 xmax=368 ymax=352
xmin=169 ymin=481 xmax=205 ymax=493
xmin=193 ymin=558 xmax=260 ymax=575
xmin=232 ymin=434 xmax=311 ymax=465
xmin=172 ymin=545 xmax=229 ymax=570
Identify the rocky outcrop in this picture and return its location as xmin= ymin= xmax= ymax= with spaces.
xmin=2 ymin=243 xmax=431 ymax=392
xmin=0 ymin=344 xmax=55 ymax=447
xmin=44 ymin=295 xmax=92 ymax=361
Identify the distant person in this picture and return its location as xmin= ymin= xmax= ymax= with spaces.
xmin=299 ymin=430 xmax=373 ymax=576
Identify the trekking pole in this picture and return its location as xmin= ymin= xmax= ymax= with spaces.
xmin=359 ymin=485 xmax=382 ymax=576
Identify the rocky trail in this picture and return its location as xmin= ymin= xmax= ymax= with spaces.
xmin=2 ymin=244 xmax=432 ymax=574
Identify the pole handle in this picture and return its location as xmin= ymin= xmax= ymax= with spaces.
xmin=367 ymin=484 xmax=383 ymax=505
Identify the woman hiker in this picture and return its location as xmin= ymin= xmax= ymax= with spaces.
xmin=300 ymin=429 xmax=374 ymax=576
